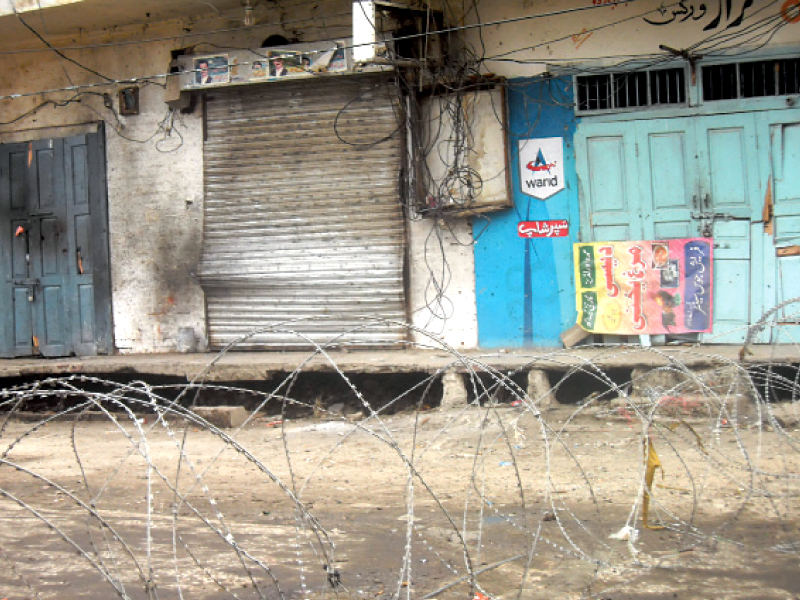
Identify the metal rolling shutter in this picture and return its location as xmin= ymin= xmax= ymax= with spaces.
xmin=197 ymin=74 xmax=407 ymax=349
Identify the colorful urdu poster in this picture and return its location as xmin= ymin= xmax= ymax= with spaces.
xmin=574 ymin=239 xmax=713 ymax=335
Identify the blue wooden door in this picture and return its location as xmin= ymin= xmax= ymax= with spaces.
xmin=0 ymin=134 xmax=108 ymax=357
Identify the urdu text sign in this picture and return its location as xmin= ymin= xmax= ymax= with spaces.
xmin=573 ymin=239 xmax=713 ymax=335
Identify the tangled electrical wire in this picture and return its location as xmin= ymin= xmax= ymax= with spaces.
xmin=0 ymin=312 xmax=799 ymax=600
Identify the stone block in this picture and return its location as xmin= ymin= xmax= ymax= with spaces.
xmin=560 ymin=323 xmax=590 ymax=348
xmin=193 ymin=406 xmax=250 ymax=429
xmin=441 ymin=370 xmax=467 ymax=409
xmin=528 ymin=369 xmax=557 ymax=409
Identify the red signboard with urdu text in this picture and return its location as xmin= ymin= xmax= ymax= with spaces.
xmin=518 ymin=220 xmax=569 ymax=238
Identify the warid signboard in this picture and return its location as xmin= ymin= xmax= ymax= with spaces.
xmin=518 ymin=137 xmax=565 ymax=200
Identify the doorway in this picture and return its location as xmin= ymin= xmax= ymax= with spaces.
xmin=575 ymin=108 xmax=800 ymax=343
xmin=0 ymin=128 xmax=112 ymax=357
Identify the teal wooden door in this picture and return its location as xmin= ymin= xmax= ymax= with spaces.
xmin=31 ymin=139 xmax=72 ymax=356
xmin=576 ymin=113 xmax=769 ymax=342
xmin=0 ymin=133 xmax=110 ymax=357
xmin=694 ymin=114 xmax=763 ymax=343
xmin=636 ymin=118 xmax=699 ymax=240
xmin=763 ymin=111 xmax=800 ymax=342
xmin=575 ymin=121 xmax=642 ymax=240
xmin=577 ymin=119 xmax=702 ymax=243
xmin=2 ymin=142 xmax=36 ymax=356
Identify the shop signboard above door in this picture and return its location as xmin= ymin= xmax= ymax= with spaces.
xmin=518 ymin=137 xmax=565 ymax=200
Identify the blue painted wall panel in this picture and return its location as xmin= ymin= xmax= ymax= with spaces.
xmin=473 ymin=78 xmax=580 ymax=347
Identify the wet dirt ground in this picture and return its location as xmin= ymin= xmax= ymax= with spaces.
xmin=1 ymin=402 xmax=799 ymax=600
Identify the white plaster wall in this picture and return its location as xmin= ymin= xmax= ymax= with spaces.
xmin=408 ymin=217 xmax=478 ymax=349
xmin=409 ymin=88 xmax=509 ymax=349
xmin=105 ymin=77 xmax=206 ymax=353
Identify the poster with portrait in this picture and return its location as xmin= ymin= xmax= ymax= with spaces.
xmin=250 ymin=59 xmax=268 ymax=79
xmin=574 ymin=238 xmax=713 ymax=335
xmin=194 ymin=55 xmax=230 ymax=85
xmin=268 ymin=51 xmax=304 ymax=77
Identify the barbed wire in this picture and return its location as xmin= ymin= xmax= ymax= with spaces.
xmin=0 ymin=312 xmax=798 ymax=599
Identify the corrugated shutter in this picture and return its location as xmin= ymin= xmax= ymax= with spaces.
xmin=198 ymin=74 xmax=407 ymax=349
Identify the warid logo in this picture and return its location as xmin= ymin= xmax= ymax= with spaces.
xmin=518 ymin=137 xmax=565 ymax=200
xmin=526 ymin=149 xmax=557 ymax=173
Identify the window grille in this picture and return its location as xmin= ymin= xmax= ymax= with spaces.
xmin=650 ymin=68 xmax=686 ymax=105
xmin=702 ymin=58 xmax=800 ymax=101
xmin=576 ymin=68 xmax=686 ymax=113
xmin=578 ymin=75 xmax=612 ymax=111
xmin=778 ymin=58 xmax=800 ymax=95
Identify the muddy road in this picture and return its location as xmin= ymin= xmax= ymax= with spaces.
xmin=0 ymin=400 xmax=798 ymax=600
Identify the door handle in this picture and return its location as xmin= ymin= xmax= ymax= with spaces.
xmin=702 ymin=194 xmax=711 ymax=210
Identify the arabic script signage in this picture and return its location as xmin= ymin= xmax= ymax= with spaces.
xmin=574 ymin=238 xmax=713 ymax=335
xmin=645 ymin=0 xmax=755 ymax=30
xmin=518 ymin=138 xmax=565 ymax=200
xmin=518 ymin=220 xmax=569 ymax=238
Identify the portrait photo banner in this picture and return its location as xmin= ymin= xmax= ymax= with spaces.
xmin=574 ymin=238 xmax=713 ymax=335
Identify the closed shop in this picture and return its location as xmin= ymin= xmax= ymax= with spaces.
xmin=575 ymin=56 xmax=800 ymax=343
xmin=197 ymin=74 xmax=408 ymax=349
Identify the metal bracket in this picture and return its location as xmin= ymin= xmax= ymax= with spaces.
xmin=13 ymin=278 xmax=40 ymax=302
